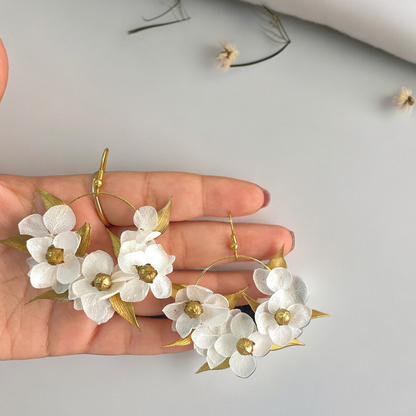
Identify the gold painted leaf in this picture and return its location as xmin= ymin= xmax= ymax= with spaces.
xmin=225 ymin=286 xmax=248 ymax=310
xmin=270 ymin=338 xmax=305 ymax=351
xmin=154 ymin=198 xmax=172 ymax=236
xmin=242 ymin=293 xmax=261 ymax=312
xmin=26 ymin=290 xmax=70 ymax=304
xmin=76 ymin=223 xmax=91 ymax=257
xmin=106 ymin=228 xmax=121 ymax=258
xmin=311 ymin=309 xmax=330 ymax=319
xmin=171 ymin=283 xmax=187 ymax=300
xmin=36 ymin=187 xmax=66 ymax=210
xmin=267 ymin=244 xmax=287 ymax=269
xmin=162 ymin=332 xmax=193 ymax=348
xmin=196 ymin=358 xmax=230 ymax=374
xmin=109 ymin=293 xmax=141 ymax=330
xmin=0 ymin=235 xmax=31 ymax=253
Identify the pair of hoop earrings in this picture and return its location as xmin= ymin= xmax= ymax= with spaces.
xmin=0 ymin=149 xmax=328 ymax=378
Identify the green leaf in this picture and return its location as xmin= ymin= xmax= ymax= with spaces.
xmin=106 ymin=228 xmax=121 ymax=257
xmin=0 ymin=235 xmax=31 ymax=253
xmin=36 ymin=187 xmax=66 ymax=210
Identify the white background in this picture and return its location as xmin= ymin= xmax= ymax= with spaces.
xmin=1 ymin=0 xmax=415 ymax=415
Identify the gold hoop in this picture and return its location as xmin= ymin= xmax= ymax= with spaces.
xmin=92 ymin=148 xmax=111 ymax=226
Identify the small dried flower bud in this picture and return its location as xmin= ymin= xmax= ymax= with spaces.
xmin=136 ymin=264 xmax=157 ymax=283
xmin=184 ymin=301 xmax=203 ymax=318
xmin=217 ymin=42 xmax=239 ymax=71
xmin=45 ymin=245 xmax=64 ymax=265
xmin=393 ymin=87 xmax=415 ymax=113
xmin=236 ymin=338 xmax=254 ymax=356
xmin=274 ymin=308 xmax=291 ymax=325
xmin=92 ymin=273 xmax=113 ymax=291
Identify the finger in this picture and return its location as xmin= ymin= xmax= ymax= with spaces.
xmin=84 ymin=314 xmax=192 ymax=355
xmin=100 ymin=171 xmax=269 ymax=225
xmin=0 ymin=39 xmax=8 ymax=102
xmin=155 ymin=221 xmax=293 ymax=268
xmin=132 ymin=270 xmax=267 ymax=316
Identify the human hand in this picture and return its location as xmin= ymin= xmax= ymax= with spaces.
xmin=0 ymin=172 xmax=293 ymax=360
xmin=0 ymin=39 xmax=8 ymax=102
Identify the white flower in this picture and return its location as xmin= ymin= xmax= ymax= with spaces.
xmin=393 ymin=87 xmax=415 ymax=113
xmin=192 ymin=309 xmax=240 ymax=369
xmin=217 ymin=42 xmax=239 ymax=71
xmin=163 ymin=285 xmax=230 ymax=338
xmin=114 ymin=244 xmax=175 ymax=302
xmin=19 ymin=205 xmax=76 ymax=238
xmin=253 ymin=267 xmax=309 ymax=305
xmin=120 ymin=206 xmax=161 ymax=250
xmin=26 ymin=231 xmax=81 ymax=293
xmin=69 ymin=251 xmax=126 ymax=324
xmin=214 ymin=312 xmax=272 ymax=378
xmin=255 ymin=293 xmax=312 ymax=347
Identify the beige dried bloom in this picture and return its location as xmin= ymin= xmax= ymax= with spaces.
xmin=217 ymin=42 xmax=239 ymax=71
xmin=393 ymin=87 xmax=415 ymax=113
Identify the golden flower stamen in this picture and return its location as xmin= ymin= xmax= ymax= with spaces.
xmin=45 ymin=245 xmax=64 ymax=265
xmin=236 ymin=338 xmax=254 ymax=356
xmin=92 ymin=273 xmax=113 ymax=291
xmin=184 ymin=301 xmax=203 ymax=318
xmin=275 ymin=308 xmax=291 ymax=325
xmin=136 ymin=264 xmax=157 ymax=283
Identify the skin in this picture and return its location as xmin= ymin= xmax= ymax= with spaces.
xmin=0 ymin=39 xmax=8 ymax=102
xmin=0 ymin=42 xmax=293 ymax=360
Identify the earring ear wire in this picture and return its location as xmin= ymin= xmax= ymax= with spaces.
xmin=92 ymin=148 xmax=111 ymax=226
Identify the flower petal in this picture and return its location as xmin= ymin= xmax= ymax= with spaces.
xmin=73 ymin=298 xmax=83 ymax=310
xmin=150 ymin=274 xmax=172 ymax=299
xmin=256 ymin=312 xmax=276 ymax=335
xmin=82 ymin=295 xmax=114 ymax=325
xmin=204 ymin=294 xmax=229 ymax=308
xmin=72 ymin=277 xmax=96 ymax=298
xmin=82 ymin=250 xmax=114 ymax=279
xmin=120 ymin=278 xmax=149 ymax=302
xmin=215 ymin=333 xmax=238 ymax=357
xmin=163 ymin=301 xmax=186 ymax=321
xmin=187 ymin=285 xmax=213 ymax=303
xmin=27 ymin=237 xmax=53 ymax=263
xmin=269 ymin=325 xmax=292 ymax=347
xmin=253 ymin=269 xmax=274 ymax=295
xmin=52 ymin=280 xmax=69 ymax=294
xmin=119 ymin=239 xmax=139 ymax=254
xmin=201 ymin=304 xmax=229 ymax=328
xmin=291 ymin=327 xmax=303 ymax=339
xmin=43 ymin=205 xmax=76 ymax=235
xmin=288 ymin=304 xmax=312 ymax=329
xmin=207 ymin=346 xmax=227 ymax=369
xmin=56 ymin=255 xmax=80 ymax=284
xmin=175 ymin=288 xmax=189 ymax=303
xmin=176 ymin=312 xmax=196 ymax=338
xmin=268 ymin=290 xmax=295 ymax=314
xmin=192 ymin=325 xmax=217 ymax=349
xmin=133 ymin=206 xmax=158 ymax=231
xmin=230 ymin=312 xmax=255 ymax=339
xmin=120 ymin=230 xmax=138 ymax=246
xmin=118 ymin=251 xmax=146 ymax=274
xmin=267 ymin=267 xmax=293 ymax=292
xmin=147 ymin=244 xmax=170 ymax=272
xmin=229 ymin=353 xmax=256 ymax=378
xmin=288 ymin=275 xmax=309 ymax=305
xmin=194 ymin=345 xmax=207 ymax=357
xmin=18 ymin=214 xmax=49 ymax=237
xmin=53 ymin=232 xmax=81 ymax=255
xmin=249 ymin=331 xmax=273 ymax=357
xmin=30 ymin=262 xmax=57 ymax=288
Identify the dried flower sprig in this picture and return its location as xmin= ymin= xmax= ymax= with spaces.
xmin=128 ymin=0 xmax=190 ymax=35
xmin=217 ymin=42 xmax=239 ymax=71
xmin=393 ymin=87 xmax=415 ymax=113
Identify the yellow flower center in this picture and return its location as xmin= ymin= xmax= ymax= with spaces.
xmin=136 ymin=264 xmax=157 ymax=283
xmin=45 ymin=245 xmax=64 ymax=265
xmin=274 ymin=308 xmax=291 ymax=325
xmin=236 ymin=338 xmax=254 ymax=356
xmin=184 ymin=301 xmax=203 ymax=318
xmin=92 ymin=273 xmax=113 ymax=291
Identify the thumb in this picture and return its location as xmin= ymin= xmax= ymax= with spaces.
xmin=0 ymin=39 xmax=9 ymax=103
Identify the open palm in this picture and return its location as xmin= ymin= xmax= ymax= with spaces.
xmin=0 ymin=171 xmax=293 ymax=360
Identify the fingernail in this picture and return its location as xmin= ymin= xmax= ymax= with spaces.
xmin=289 ymin=230 xmax=295 ymax=252
xmin=261 ymin=188 xmax=271 ymax=208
